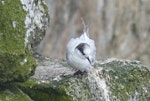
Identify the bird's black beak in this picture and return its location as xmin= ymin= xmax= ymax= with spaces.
xmin=87 ymin=57 xmax=91 ymax=64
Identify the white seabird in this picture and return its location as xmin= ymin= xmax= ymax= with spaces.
xmin=66 ymin=24 xmax=96 ymax=72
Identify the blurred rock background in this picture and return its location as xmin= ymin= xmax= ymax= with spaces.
xmin=38 ymin=0 xmax=150 ymax=67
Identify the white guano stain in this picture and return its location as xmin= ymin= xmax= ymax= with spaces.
xmin=2 ymin=0 xmax=5 ymax=5
xmin=20 ymin=0 xmax=46 ymax=47
xmin=20 ymin=58 xmax=27 ymax=65
xmin=88 ymin=68 xmax=110 ymax=101
xmin=12 ymin=21 xmax=16 ymax=28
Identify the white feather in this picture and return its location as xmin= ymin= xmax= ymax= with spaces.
xmin=66 ymin=27 xmax=96 ymax=72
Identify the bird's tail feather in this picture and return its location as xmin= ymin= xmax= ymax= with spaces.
xmin=81 ymin=18 xmax=89 ymax=37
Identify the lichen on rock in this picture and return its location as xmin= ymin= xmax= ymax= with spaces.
xmin=0 ymin=0 xmax=36 ymax=83
xmin=96 ymin=58 xmax=150 ymax=101
xmin=20 ymin=0 xmax=49 ymax=52
xmin=19 ymin=57 xmax=149 ymax=101
xmin=0 ymin=0 xmax=49 ymax=83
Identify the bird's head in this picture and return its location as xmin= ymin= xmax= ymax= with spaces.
xmin=75 ymin=43 xmax=95 ymax=65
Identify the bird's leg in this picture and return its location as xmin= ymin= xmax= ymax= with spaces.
xmin=74 ymin=70 xmax=86 ymax=76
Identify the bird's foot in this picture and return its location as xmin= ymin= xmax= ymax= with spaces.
xmin=74 ymin=70 xmax=86 ymax=76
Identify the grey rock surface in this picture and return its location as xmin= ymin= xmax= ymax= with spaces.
xmin=32 ymin=55 xmax=75 ymax=82
xmin=30 ymin=56 xmax=150 ymax=101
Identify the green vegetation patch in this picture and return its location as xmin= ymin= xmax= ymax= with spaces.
xmin=17 ymin=79 xmax=72 ymax=101
xmin=0 ymin=0 xmax=36 ymax=83
xmin=0 ymin=84 xmax=32 ymax=101
xmin=97 ymin=60 xmax=150 ymax=101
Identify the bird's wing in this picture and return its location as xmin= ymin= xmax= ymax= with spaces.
xmin=67 ymin=37 xmax=82 ymax=53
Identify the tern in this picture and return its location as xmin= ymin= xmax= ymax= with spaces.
xmin=66 ymin=22 xmax=96 ymax=73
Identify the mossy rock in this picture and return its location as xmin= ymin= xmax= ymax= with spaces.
xmin=17 ymin=79 xmax=72 ymax=101
xmin=96 ymin=59 xmax=150 ymax=101
xmin=0 ymin=0 xmax=49 ymax=83
xmin=0 ymin=84 xmax=32 ymax=101
xmin=16 ymin=58 xmax=150 ymax=101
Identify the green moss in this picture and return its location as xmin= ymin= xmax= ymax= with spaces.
xmin=41 ymin=0 xmax=49 ymax=17
xmin=17 ymin=79 xmax=72 ymax=101
xmin=97 ymin=60 xmax=150 ymax=100
xmin=0 ymin=0 xmax=36 ymax=83
xmin=0 ymin=84 xmax=32 ymax=101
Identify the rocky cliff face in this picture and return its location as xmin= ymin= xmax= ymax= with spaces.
xmin=41 ymin=0 xmax=150 ymax=67
xmin=0 ymin=0 xmax=150 ymax=101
